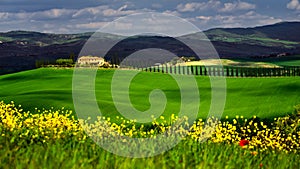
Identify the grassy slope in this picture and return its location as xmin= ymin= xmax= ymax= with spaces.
xmin=234 ymin=55 xmax=300 ymax=67
xmin=0 ymin=68 xmax=300 ymax=120
xmin=264 ymin=55 xmax=300 ymax=66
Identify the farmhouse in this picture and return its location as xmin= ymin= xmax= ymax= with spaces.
xmin=77 ymin=56 xmax=105 ymax=66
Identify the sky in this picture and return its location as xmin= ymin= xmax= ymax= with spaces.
xmin=0 ymin=0 xmax=299 ymax=33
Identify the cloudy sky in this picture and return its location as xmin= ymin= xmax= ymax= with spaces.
xmin=0 ymin=0 xmax=299 ymax=33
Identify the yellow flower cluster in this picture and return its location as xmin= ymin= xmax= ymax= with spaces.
xmin=190 ymin=115 xmax=300 ymax=153
xmin=79 ymin=114 xmax=189 ymax=140
xmin=1 ymin=100 xmax=299 ymax=153
xmin=0 ymin=101 xmax=85 ymax=144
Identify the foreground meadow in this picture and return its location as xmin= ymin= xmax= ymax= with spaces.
xmin=0 ymin=101 xmax=299 ymax=168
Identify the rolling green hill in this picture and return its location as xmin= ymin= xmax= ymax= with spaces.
xmin=259 ymin=55 xmax=300 ymax=67
xmin=0 ymin=68 xmax=300 ymax=121
xmin=207 ymin=22 xmax=300 ymax=42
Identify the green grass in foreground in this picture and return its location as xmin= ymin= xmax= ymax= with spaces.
xmin=0 ymin=68 xmax=300 ymax=120
xmin=0 ymin=139 xmax=299 ymax=169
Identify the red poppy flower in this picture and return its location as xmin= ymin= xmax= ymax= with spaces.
xmin=239 ymin=139 xmax=249 ymax=147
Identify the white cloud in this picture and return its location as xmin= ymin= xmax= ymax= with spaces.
xmin=287 ymin=0 xmax=300 ymax=10
xmin=162 ymin=10 xmax=181 ymax=16
xmin=102 ymin=8 xmax=135 ymax=17
xmin=177 ymin=1 xmax=255 ymax=13
xmin=72 ymin=6 xmax=108 ymax=18
xmin=176 ymin=2 xmax=203 ymax=12
xmin=219 ymin=1 xmax=256 ymax=12
xmin=0 ymin=12 xmax=9 ymax=19
xmin=101 ymin=4 xmax=137 ymax=17
xmin=176 ymin=1 xmax=221 ymax=12
xmin=0 ymin=8 xmax=76 ymax=21
xmin=241 ymin=11 xmax=282 ymax=24
xmin=216 ymin=12 xmax=281 ymax=26
xmin=0 ymin=1 xmax=290 ymax=34
xmin=41 ymin=9 xmax=73 ymax=18
xmin=197 ymin=16 xmax=212 ymax=21
xmin=75 ymin=22 xmax=109 ymax=29
xmin=192 ymin=11 xmax=282 ymax=30
xmin=0 ymin=5 xmax=144 ymax=33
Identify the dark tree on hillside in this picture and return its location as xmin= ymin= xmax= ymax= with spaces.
xmin=69 ymin=52 xmax=75 ymax=63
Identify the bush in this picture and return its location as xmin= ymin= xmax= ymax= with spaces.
xmin=56 ymin=59 xmax=73 ymax=67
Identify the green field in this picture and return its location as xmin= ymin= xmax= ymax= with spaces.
xmin=0 ymin=68 xmax=300 ymax=120
xmin=233 ymin=55 xmax=300 ymax=67
xmin=264 ymin=55 xmax=300 ymax=67
xmin=1 ymin=67 xmax=300 ymax=169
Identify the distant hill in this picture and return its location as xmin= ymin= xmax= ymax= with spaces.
xmin=0 ymin=22 xmax=300 ymax=74
xmin=186 ymin=22 xmax=300 ymax=58
xmin=208 ymin=22 xmax=300 ymax=42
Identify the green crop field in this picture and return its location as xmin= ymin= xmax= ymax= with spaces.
xmin=0 ymin=68 xmax=300 ymax=120
xmin=234 ymin=55 xmax=300 ymax=67
xmin=1 ymin=67 xmax=300 ymax=168
xmin=265 ymin=55 xmax=300 ymax=67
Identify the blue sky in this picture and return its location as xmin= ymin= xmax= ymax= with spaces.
xmin=0 ymin=0 xmax=299 ymax=33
